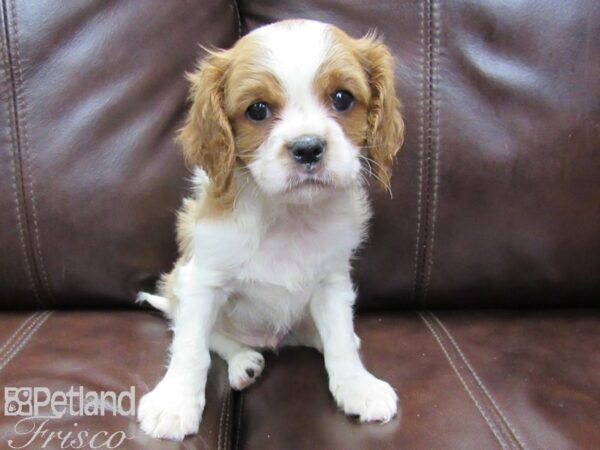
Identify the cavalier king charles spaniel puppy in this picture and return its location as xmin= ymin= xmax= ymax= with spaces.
xmin=137 ymin=19 xmax=404 ymax=440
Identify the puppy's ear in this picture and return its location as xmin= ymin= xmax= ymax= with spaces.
xmin=356 ymin=34 xmax=405 ymax=192
xmin=178 ymin=49 xmax=235 ymax=200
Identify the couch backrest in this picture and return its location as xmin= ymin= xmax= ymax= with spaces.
xmin=0 ymin=0 xmax=239 ymax=309
xmin=1 ymin=0 xmax=598 ymax=310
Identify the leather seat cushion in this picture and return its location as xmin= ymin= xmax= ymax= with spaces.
xmin=238 ymin=310 xmax=600 ymax=449
xmin=1 ymin=309 xmax=598 ymax=448
xmin=0 ymin=311 xmax=233 ymax=449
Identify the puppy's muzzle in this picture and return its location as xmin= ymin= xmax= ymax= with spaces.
xmin=287 ymin=135 xmax=326 ymax=168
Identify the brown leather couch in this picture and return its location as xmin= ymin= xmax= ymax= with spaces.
xmin=1 ymin=1 xmax=598 ymax=449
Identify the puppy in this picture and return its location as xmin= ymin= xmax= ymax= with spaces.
xmin=137 ymin=19 xmax=404 ymax=441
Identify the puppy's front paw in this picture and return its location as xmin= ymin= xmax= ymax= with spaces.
xmin=228 ymin=350 xmax=265 ymax=390
xmin=138 ymin=381 xmax=204 ymax=441
xmin=330 ymin=372 xmax=398 ymax=423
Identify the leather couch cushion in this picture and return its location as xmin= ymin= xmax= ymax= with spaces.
xmin=1 ymin=309 xmax=597 ymax=448
xmin=0 ymin=311 xmax=233 ymax=449
xmin=239 ymin=0 xmax=600 ymax=309
xmin=238 ymin=310 xmax=600 ymax=449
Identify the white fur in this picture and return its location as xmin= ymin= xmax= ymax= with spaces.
xmin=138 ymin=20 xmax=398 ymax=441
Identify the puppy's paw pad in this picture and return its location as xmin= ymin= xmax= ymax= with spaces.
xmin=138 ymin=384 xmax=204 ymax=441
xmin=228 ymin=350 xmax=265 ymax=391
xmin=331 ymin=373 xmax=398 ymax=423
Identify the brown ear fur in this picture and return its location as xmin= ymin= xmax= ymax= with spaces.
xmin=178 ymin=49 xmax=236 ymax=204
xmin=356 ymin=34 xmax=405 ymax=192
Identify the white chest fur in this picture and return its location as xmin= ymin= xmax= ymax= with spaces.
xmin=193 ymin=186 xmax=370 ymax=346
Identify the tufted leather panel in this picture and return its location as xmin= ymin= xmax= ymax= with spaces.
xmin=0 ymin=0 xmax=240 ymax=309
xmin=1 ymin=1 xmax=598 ymax=310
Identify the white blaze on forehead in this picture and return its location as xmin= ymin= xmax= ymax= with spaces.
xmin=250 ymin=20 xmax=331 ymax=102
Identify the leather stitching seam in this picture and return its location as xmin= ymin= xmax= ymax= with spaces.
xmin=217 ymin=390 xmax=225 ymax=450
xmin=0 ymin=312 xmax=38 ymax=358
xmin=430 ymin=312 xmax=530 ymax=450
xmin=224 ymin=390 xmax=231 ymax=450
xmin=423 ymin=0 xmax=440 ymax=299
xmin=420 ymin=0 xmax=433 ymax=303
xmin=414 ymin=0 xmax=440 ymax=305
xmin=235 ymin=393 xmax=243 ymax=450
xmin=412 ymin=0 xmax=426 ymax=302
xmin=9 ymin=0 xmax=53 ymax=305
xmin=419 ymin=311 xmax=511 ymax=450
xmin=0 ymin=2 xmax=41 ymax=307
xmin=218 ymin=388 xmax=233 ymax=450
xmin=0 ymin=311 xmax=52 ymax=374
xmin=232 ymin=0 xmax=243 ymax=38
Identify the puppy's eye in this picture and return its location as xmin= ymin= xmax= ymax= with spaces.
xmin=246 ymin=102 xmax=271 ymax=122
xmin=331 ymin=90 xmax=354 ymax=112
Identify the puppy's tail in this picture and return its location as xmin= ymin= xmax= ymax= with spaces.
xmin=136 ymin=292 xmax=175 ymax=320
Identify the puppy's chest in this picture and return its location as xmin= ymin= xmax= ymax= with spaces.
xmin=224 ymin=222 xmax=347 ymax=343
xmin=235 ymin=217 xmax=354 ymax=290
xmin=218 ymin=202 xmax=365 ymax=346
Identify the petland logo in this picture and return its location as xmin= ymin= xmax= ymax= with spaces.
xmin=3 ymin=386 xmax=135 ymax=449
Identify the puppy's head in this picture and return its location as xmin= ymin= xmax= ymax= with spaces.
xmin=179 ymin=20 xmax=404 ymax=208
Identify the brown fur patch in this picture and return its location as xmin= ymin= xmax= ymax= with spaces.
xmin=314 ymin=33 xmax=371 ymax=148
xmin=224 ymin=45 xmax=285 ymax=165
xmin=178 ymin=35 xmax=287 ymax=216
xmin=327 ymin=27 xmax=405 ymax=191
xmin=178 ymin=49 xmax=235 ymax=214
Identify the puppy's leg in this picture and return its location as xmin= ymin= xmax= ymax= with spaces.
xmin=310 ymin=275 xmax=398 ymax=423
xmin=282 ymin=315 xmax=323 ymax=351
xmin=138 ymin=262 xmax=226 ymax=441
xmin=210 ymin=331 xmax=265 ymax=390
xmin=283 ymin=314 xmax=361 ymax=352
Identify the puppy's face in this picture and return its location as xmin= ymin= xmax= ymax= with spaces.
xmin=180 ymin=20 xmax=404 ymax=207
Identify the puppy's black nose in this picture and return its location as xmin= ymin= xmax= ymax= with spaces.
xmin=287 ymin=135 xmax=326 ymax=165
